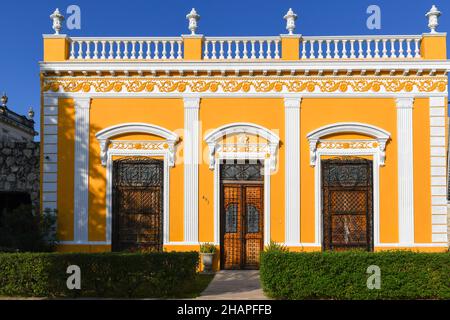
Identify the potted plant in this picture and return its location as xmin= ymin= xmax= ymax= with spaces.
xmin=199 ymin=243 xmax=216 ymax=273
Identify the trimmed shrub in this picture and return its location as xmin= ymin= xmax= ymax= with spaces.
xmin=260 ymin=251 xmax=450 ymax=300
xmin=0 ymin=206 xmax=57 ymax=252
xmin=0 ymin=252 xmax=198 ymax=298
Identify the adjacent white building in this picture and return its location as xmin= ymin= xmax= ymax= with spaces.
xmin=0 ymin=94 xmax=37 ymax=142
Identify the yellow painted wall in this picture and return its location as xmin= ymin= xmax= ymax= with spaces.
xmin=88 ymin=98 xmax=185 ymax=242
xmin=54 ymin=96 xmax=440 ymax=253
xmin=300 ymin=98 xmax=399 ymax=244
xmin=199 ymin=98 xmax=285 ymax=243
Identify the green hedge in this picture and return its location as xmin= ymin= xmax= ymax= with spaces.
xmin=0 ymin=252 xmax=198 ymax=298
xmin=260 ymin=251 xmax=450 ymax=300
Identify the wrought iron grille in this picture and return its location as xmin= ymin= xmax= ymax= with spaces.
xmin=225 ymin=204 xmax=238 ymax=233
xmin=322 ymin=157 xmax=373 ymax=252
xmin=220 ymin=160 xmax=264 ymax=181
xmin=246 ymin=205 xmax=260 ymax=233
xmin=112 ymin=157 xmax=164 ymax=252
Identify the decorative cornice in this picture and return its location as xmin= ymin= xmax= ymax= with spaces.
xmin=43 ymin=77 xmax=447 ymax=94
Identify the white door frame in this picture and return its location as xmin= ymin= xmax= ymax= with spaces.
xmin=213 ymin=155 xmax=272 ymax=246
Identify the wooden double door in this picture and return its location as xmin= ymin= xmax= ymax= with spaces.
xmin=322 ymin=157 xmax=374 ymax=251
xmin=112 ymin=157 xmax=164 ymax=252
xmin=220 ymin=161 xmax=264 ymax=269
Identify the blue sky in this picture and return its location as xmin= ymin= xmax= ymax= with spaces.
xmin=0 ymin=0 xmax=448 ymax=139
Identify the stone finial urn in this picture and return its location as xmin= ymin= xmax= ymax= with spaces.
xmin=200 ymin=243 xmax=216 ymax=273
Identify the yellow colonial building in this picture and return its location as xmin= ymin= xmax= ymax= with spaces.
xmin=40 ymin=7 xmax=449 ymax=270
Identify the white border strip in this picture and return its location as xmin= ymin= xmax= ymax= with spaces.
xmin=429 ymin=96 xmax=448 ymax=244
xmin=42 ymin=95 xmax=59 ymax=211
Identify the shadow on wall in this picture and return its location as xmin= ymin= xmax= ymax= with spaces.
xmin=57 ymin=102 xmax=106 ymax=243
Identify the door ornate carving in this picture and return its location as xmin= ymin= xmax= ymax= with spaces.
xmin=112 ymin=157 xmax=164 ymax=252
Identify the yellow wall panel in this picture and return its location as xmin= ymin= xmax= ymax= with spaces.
xmin=199 ymin=98 xmax=285 ymax=243
xmin=300 ymin=98 xmax=398 ymax=244
xmin=88 ymin=98 xmax=185 ymax=242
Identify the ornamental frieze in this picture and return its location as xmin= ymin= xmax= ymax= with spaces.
xmin=317 ymin=141 xmax=379 ymax=149
xmin=109 ymin=141 xmax=169 ymax=151
xmin=42 ymin=77 xmax=448 ymax=94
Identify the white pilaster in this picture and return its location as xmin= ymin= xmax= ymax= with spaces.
xmin=396 ymin=97 xmax=415 ymax=244
xmin=429 ymin=96 xmax=448 ymax=243
xmin=183 ymin=97 xmax=200 ymax=243
xmin=42 ymin=95 xmax=59 ymax=211
xmin=73 ymin=97 xmax=91 ymax=243
xmin=284 ymin=97 xmax=302 ymax=244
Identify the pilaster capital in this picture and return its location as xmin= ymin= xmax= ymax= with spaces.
xmin=396 ymin=97 xmax=414 ymax=109
xmin=183 ymin=96 xmax=201 ymax=109
xmin=74 ymin=97 xmax=92 ymax=110
xmin=284 ymin=96 xmax=302 ymax=109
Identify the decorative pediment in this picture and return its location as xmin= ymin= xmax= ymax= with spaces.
xmin=204 ymin=122 xmax=280 ymax=171
xmin=306 ymin=122 xmax=391 ymax=166
xmin=95 ymin=123 xmax=179 ymax=166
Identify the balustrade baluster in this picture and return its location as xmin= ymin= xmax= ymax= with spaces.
xmin=309 ymin=40 xmax=315 ymax=59
xmin=349 ymin=40 xmax=356 ymax=58
xmin=398 ymin=39 xmax=405 ymax=58
xmin=258 ymin=40 xmax=264 ymax=59
xmin=203 ymin=41 xmax=210 ymax=59
xmin=414 ymin=39 xmax=420 ymax=58
xmin=274 ymin=40 xmax=280 ymax=59
xmin=138 ymin=41 xmax=144 ymax=59
xmin=78 ymin=41 xmax=84 ymax=60
xmin=177 ymin=40 xmax=183 ymax=59
xmin=70 ymin=40 xmax=75 ymax=59
xmin=266 ymin=40 xmax=272 ymax=59
xmin=219 ymin=41 xmax=225 ymax=59
xmin=243 ymin=40 xmax=248 ymax=59
xmin=333 ymin=40 xmax=339 ymax=59
xmin=374 ymin=39 xmax=380 ymax=58
xmin=342 ymin=40 xmax=348 ymax=59
xmin=366 ymin=39 xmax=372 ymax=58
xmin=390 ymin=39 xmax=396 ymax=58
xmin=406 ymin=39 xmax=412 ymax=58
xmin=301 ymin=40 xmax=307 ymax=59
xmin=326 ymin=40 xmax=331 ymax=59
xmin=227 ymin=41 xmax=233 ymax=59
xmin=250 ymin=40 xmax=256 ymax=59
xmin=153 ymin=41 xmax=159 ymax=59
xmin=317 ymin=40 xmax=323 ymax=59
xmin=101 ymin=41 xmax=107 ymax=59
xmin=358 ymin=39 xmax=364 ymax=58
xmin=235 ymin=40 xmax=241 ymax=59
